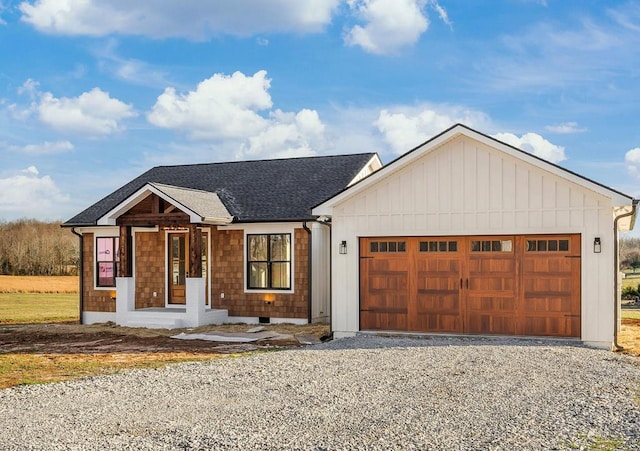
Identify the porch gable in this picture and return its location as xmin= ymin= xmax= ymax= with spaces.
xmin=97 ymin=182 xmax=234 ymax=227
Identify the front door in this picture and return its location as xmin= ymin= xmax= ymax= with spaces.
xmin=168 ymin=232 xmax=187 ymax=304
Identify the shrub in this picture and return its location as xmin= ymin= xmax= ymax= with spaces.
xmin=622 ymin=285 xmax=639 ymax=300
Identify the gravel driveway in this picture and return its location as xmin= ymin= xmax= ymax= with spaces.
xmin=2 ymin=335 xmax=640 ymax=450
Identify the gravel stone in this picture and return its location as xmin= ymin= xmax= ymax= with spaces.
xmin=1 ymin=335 xmax=640 ymax=450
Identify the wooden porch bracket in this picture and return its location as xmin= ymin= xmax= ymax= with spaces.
xmin=189 ymin=224 xmax=202 ymax=277
xmin=118 ymin=225 xmax=132 ymax=277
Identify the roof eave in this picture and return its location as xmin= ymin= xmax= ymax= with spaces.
xmin=313 ymin=123 xmax=637 ymax=214
xmin=201 ymin=216 xmax=235 ymax=225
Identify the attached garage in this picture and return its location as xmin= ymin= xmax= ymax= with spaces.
xmin=313 ymin=124 xmax=637 ymax=348
xmin=360 ymin=235 xmax=580 ymax=337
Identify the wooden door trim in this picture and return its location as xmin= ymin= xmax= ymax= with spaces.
xmin=167 ymin=231 xmax=188 ymax=305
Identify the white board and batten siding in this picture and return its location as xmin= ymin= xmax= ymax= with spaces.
xmin=314 ymin=127 xmax=634 ymax=347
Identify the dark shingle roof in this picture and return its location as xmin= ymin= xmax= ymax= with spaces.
xmin=63 ymin=153 xmax=377 ymax=226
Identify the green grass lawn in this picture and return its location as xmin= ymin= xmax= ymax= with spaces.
xmin=0 ymin=293 xmax=79 ymax=324
xmin=622 ymin=309 xmax=640 ymax=320
xmin=622 ymin=272 xmax=640 ymax=290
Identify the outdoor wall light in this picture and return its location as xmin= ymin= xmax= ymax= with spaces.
xmin=594 ymin=237 xmax=601 ymax=253
xmin=339 ymin=240 xmax=348 ymax=255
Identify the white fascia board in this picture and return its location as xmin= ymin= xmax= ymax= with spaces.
xmin=313 ymin=124 xmax=635 ymax=216
xmin=347 ymin=154 xmax=384 ymax=186
xmin=614 ymin=205 xmax=637 ymax=232
xmin=72 ymin=226 xmax=119 ymax=235
xmin=201 ymin=216 xmax=234 ymax=225
xmin=97 ymin=183 xmax=203 ymax=226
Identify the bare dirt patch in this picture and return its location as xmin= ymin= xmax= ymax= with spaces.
xmin=0 ymin=322 xmax=330 ymax=388
xmin=620 ymin=318 xmax=640 ymax=356
xmin=0 ymin=322 xmax=330 ymax=355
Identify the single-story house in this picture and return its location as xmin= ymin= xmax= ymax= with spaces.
xmin=313 ymin=124 xmax=637 ymax=349
xmin=62 ymin=153 xmax=382 ymax=328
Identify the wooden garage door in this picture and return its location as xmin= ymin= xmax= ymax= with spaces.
xmin=359 ymin=240 xmax=410 ymax=331
xmin=360 ymin=235 xmax=580 ymax=337
xmin=520 ymin=235 xmax=581 ymax=337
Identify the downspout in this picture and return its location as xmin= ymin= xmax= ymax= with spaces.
xmin=613 ymin=199 xmax=638 ymax=351
xmin=71 ymin=228 xmax=84 ymax=325
xmin=302 ymin=222 xmax=312 ymax=324
xmin=316 ymin=219 xmax=333 ymax=338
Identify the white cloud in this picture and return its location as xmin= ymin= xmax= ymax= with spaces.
xmin=625 ymin=147 xmax=640 ymax=178
xmin=17 ymin=78 xmax=39 ymax=100
xmin=5 ymin=140 xmax=74 ymax=155
xmin=481 ymin=5 xmax=640 ymax=95
xmin=430 ymin=1 xmax=452 ymax=28
xmin=19 ymin=0 xmax=340 ymax=39
xmin=494 ymin=132 xmax=566 ymax=164
xmin=94 ymin=39 xmax=172 ymax=88
xmin=23 ymin=166 xmax=39 ymax=175
xmin=10 ymin=80 xmax=136 ymax=136
xmin=148 ymin=71 xmax=272 ymax=140
xmin=37 ymin=87 xmax=136 ymax=136
xmin=344 ymin=0 xmax=449 ymax=55
xmin=374 ymin=105 xmax=491 ymax=154
xmin=242 ymin=109 xmax=325 ymax=159
xmin=344 ymin=0 xmax=428 ymax=55
xmin=147 ymin=70 xmax=328 ymax=160
xmin=0 ymin=166 xmax=70 ymax=220
xmin=545 ymin=122 xmax=587 ymax=134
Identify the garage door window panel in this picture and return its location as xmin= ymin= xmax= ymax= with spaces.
xmin=419 ymin=241 xmax=457 ymax=252
xmin=370 ymin=241 xmax=406 ymax=253
xmin=526 ymin=239 xmax=569 ymax=252
xmin=471 ymin=239 xmax=513 ymax=253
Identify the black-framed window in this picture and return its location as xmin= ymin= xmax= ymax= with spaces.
xmin=247 ymin=234 xmax=291 ymax=290
xmin=96 ymin=237 xmax=119 ymax=287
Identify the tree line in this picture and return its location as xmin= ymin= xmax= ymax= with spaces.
xmin=620 ymin=237 xmax=640 ymax=273
xmin=0 ymin=219 xmax=79 ymax=276
xmin=1 ymin=218 xmax=640 ymax=278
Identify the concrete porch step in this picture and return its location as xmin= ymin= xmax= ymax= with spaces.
xmin=118 ymin=308 xmax=229 ymax=329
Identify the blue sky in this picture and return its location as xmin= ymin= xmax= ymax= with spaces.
xmin=1 ymin=0 xmax=639 ymax=233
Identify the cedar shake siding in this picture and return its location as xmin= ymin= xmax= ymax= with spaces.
xmin=64 ymin=153 xmax=381 ymax=327
xmin=82 ymin=233 xmax=116 ymax=312
xmin=134 ymin=231 xmax=165 ymax=309
xmin=211 ymin=228 xmax=309 ymax=319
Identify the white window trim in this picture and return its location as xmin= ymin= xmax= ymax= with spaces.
xmin=230 ymin=223 xmax=297 ymax=294
xmin=92 ymin=227 xmax=119 ymax=291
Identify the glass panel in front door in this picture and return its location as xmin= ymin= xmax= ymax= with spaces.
xmin=169 ymin=234 xmax=187 ymax=304
xmin=172 ymin=235 xmax=186 ymax=285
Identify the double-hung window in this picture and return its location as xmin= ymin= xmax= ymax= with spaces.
xmin=96 ymin=237 xmax=119 ymax=287
xmin=247 ymin=234 xmax=291 ymax=290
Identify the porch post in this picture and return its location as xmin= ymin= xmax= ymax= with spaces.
xmin=189 ymin=224 xmax=202 ymax=277
xmin=115 ymin=276 xmax=135 ymax=326
xmin=185 ymin=278 xmax=206 ymax=327
xmin=118 ymin=225 xmax=132 ymax=277
xmin=185 ymin=224 xmax=204 ymax=327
